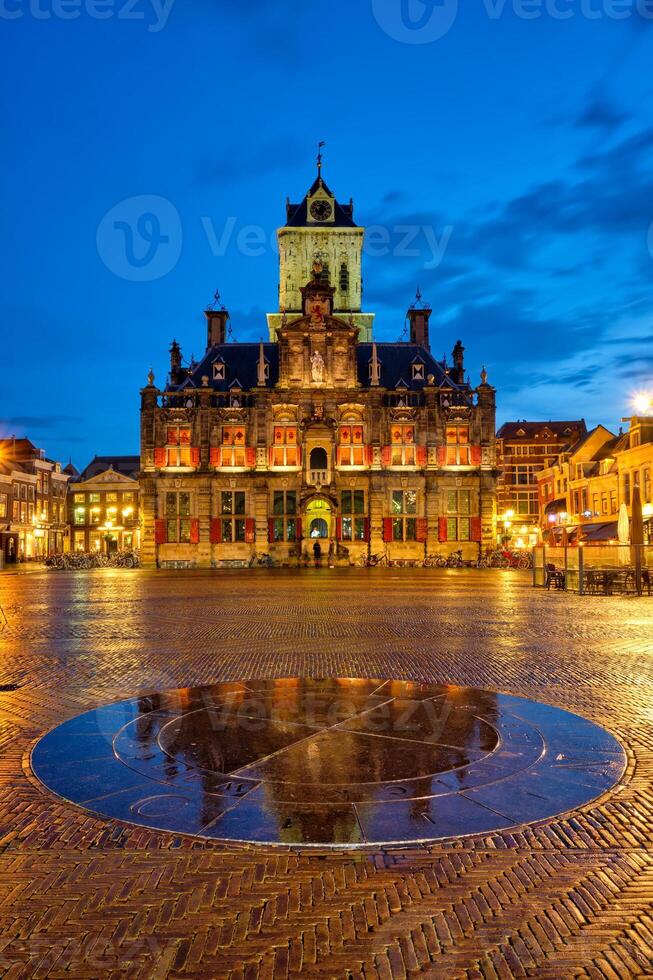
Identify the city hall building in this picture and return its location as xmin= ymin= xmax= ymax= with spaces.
xmin=139 ymin=170 xmax=498 ymax=568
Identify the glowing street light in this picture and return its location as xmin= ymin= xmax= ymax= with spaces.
xmin=632 ymin=391 xmax=652 ymax=415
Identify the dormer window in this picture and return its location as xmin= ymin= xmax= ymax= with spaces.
xmin=213 ymin=360 xmax=225 ymax=381
xmin=412 ymin=362 xmax=425 ymax=381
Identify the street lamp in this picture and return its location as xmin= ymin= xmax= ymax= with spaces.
xmin=632 ymin=391 xmax=652 ymax=415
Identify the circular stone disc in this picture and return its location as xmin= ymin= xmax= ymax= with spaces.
xmin=31 ymin=678 xmax=626 ymax=847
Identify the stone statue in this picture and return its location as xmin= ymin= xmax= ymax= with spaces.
xmin=311 ymin=350 xmax=325 ymax=384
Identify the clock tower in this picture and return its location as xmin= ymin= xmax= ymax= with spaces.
xmin=267 ymin=163 xmax=375 ymax=342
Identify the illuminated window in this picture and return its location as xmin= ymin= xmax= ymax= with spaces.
xmin=272 ymin=491 xmax=297 ymax=542
xmin=165 ymin=492 xmax=191 ymax=543
xmin=624 ymin=473 xmax=631 ymax=506
xmin=74 ymin=493 xmax=85 ymax=504
xmin=644 ymin=468 xmax=651 ymax=503
xmin=338 ymin=425 xmax=365 ymax=467
xmin=390 ymin=425 xmax=416 ymax=466
xmin=341 ymin=491 xmax=366 ymax=540
xmin=221 ymin=491 xmax=246 ymax=542
xmin=0 ymin=493 xmax=7 ymax=519
xmin=446 ymin=426 xmax=470 ymax=465
xmin=272 ymin=426 xmax=299 ymax=467
xmin=391 ymin=490 xmax=417 ymax=541
xmin=166 ymin=426 xmax=192 ymax=467
xmin=221 ymin=426 xmax=247 ymax=467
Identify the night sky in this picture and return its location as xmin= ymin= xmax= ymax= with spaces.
xmin=2 ymin=1 xmax=652 ymax=467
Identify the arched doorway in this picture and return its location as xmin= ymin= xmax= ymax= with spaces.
xmin=304 ymin=498 xmax=332 ymax=540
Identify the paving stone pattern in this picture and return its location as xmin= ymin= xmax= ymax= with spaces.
xmin=0 ymin=568 xmax=652 ymax=979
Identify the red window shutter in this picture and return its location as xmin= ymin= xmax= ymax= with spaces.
xmin=296 ymin=447 xmax=302 ymax=467
xmin=381 ymin=446 xmax=392 ymax=467
xmin=210 ymin=518 xmax=222 ymax=544
xmin=470 ymin=445 xmax=482 ymax=466
xmin=295 ymin=518 xmax=302 ymax=542
xmin=437 ymin=447 xmax=447 ymax=467
xmin=154 ymin=448 xmax=166 ymax=468
xmin=363 ymin=518 xmax=370 ymax=542
xmin=438 ymin=517 xmax=448 ymax=542
xmin=471 ymin=516 xmax=482 ymax=542
xmin=382 ymin=517 xmax=393 ymax=543
xmin=268 ymin=518 xmax=275 ymax=543
xmin=268 ymin=447 xmax=275 ymax=467
xmin=336 ymin=517 xmax=342 ymax=541
xmin=246 ymin=447 xmax=256 ymax=469
xmin=190 ymin=518 xmax=200 ymax=544
xmin=416 ymin=446 xmax=427 ymax=468
xmin=416 ymin=518 xmax=428 ymax=543
xmin=245 ymin=518 xmax=256 ymax=544
xmin=190 ymin=447 xmax=200 ymax=468
xmin=154 ymin=519 xmax=167 ymax=544
xmin=210 ymin=447 xmax=221 ymax=467
xmin=365 ymin=445 xmax=374 ymax=466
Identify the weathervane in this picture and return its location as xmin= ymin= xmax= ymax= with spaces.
xmin=317 ymin=140 xmax=326 ymax=177
xmin=209 ymin=288 xmax=226 ymax=312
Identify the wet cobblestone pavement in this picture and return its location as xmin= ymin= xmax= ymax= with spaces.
xmin=1 ymin=568 xmax=652 ymax=978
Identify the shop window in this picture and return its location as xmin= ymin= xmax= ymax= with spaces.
xmin=271 ymin=426 xmax=299 ymax=467
xmin=338 ymin=425 xmax=365 ymax=466
xmin=391 ymin=490 xmax=417 ymax=541
xmin=390 ymin=425 xmax=416 ymax=466
xmin=166 ymin=426 xmax=192 ymax=467
xmin=221 ymin=426 xmax=247 ymax=467
xmin=221 ymin=491 xmax=246 ymax=542
xmin=446 ymin=426 xmax=470 ymax=465
xmin=271 ymin=491 xmax=298 ymax=542
xmin=165 ymin=492 xmax=192 ymax=543
xmin=74 ymin=532 xmax=86 ymax=552
xmin=340 ymin=490 xmax=366 ymax=541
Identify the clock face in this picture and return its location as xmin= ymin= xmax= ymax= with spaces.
xmin=310 ymin=199 xmax=333 ymax=222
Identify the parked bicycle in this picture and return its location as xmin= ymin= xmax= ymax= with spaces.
xmin=357 ymin=553 xmax=388 ymax=567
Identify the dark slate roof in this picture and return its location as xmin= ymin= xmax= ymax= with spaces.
xmin=184 ymin=344 xmax=280 ymax=392
xmin=79 ymin=456 xmax=140 ymax=481
xmin=497 ymin=420 xmax=587 ymax=440
xmin=170 ymin=342 xmax=462 ymax=394
xmin=356 ymin=344 xmax=455 ymax=391
xmin=285 ymin=176 xmax=357 ymax=228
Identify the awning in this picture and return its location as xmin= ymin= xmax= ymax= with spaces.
xmin=545 ymin=498 xmax=566 ymax=514
xmin=580 ymin=521 xmax=618 ymax=542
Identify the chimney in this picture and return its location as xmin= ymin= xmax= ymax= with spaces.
xmin=205 ymin=308 xmax=229 ymax=349
xmin=407 ymin=294 xmax=431 ymax=350
xmin=452 ymin=340 xmax=465 ymax=383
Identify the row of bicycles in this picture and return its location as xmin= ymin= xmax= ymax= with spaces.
xmin=358 ymin=549 xmax=533 ymax=569
xmin=44 ymin=551 xmax=141 ymax=570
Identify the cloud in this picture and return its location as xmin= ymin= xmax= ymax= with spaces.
xmin=197 ymin=137 xmax=304 ymax=185
xmin=0 ymin=415 xmax=82 ymax=429
xmin=574 ymin=98 xmax=629 ymax=134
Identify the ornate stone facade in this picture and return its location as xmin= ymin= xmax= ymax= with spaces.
xmin=139 ymin=175 xmax=497 ymax=568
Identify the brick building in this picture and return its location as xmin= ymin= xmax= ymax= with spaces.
xmin=538 ymin=415 xmax=653 ymax=544
xmin=0 ymin=437 xmax=69 ymax=561
xmin=495 ymin=420 xmax=587 ymax=548
xmin=139 ymin=171 xmax=498 ymax=568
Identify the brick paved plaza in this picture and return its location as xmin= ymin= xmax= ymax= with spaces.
xmin=1 ymin=568 xmax=652 ymax=978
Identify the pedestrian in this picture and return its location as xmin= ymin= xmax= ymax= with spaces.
xmin=313 ymin=540 xmax=322 ymax=567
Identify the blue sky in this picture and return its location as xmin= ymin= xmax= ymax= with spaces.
xmin=1 ymin=0 xmax=652 ymax=466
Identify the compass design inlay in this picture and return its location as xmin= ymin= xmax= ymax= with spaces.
xmin=31 ymin=679 xmax=626 ymax=847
